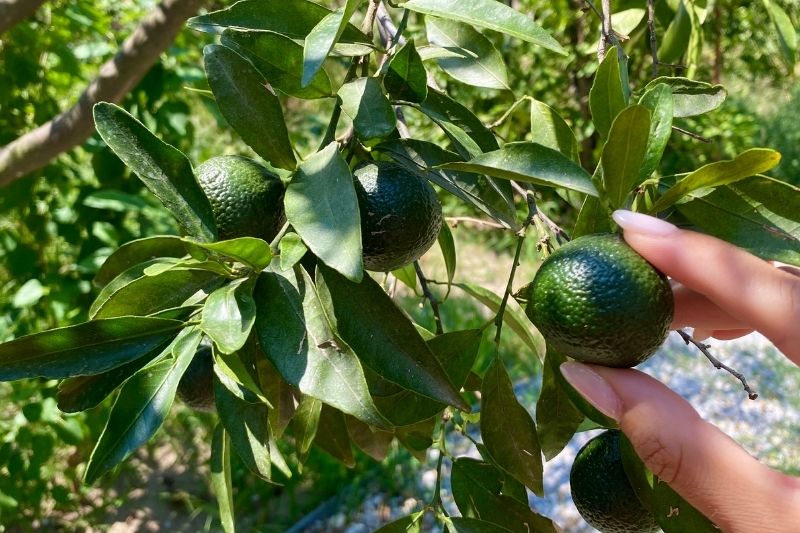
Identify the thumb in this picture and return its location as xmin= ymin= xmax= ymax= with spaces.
xmin=561 ymin=362 xmax=800 ymax=533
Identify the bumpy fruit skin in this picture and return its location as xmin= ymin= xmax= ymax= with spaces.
xmin=353 ymin=161 xmax=443 ymax=272
xmin=195 ymin=155 xmax=285 ymax=241
xmin=526 ymin=233 xmax=673 ymax=368
xmin=570 ymin=430 xmax=660 ymax=533
xmin=177 ymin=345 xmax=215 ymax=412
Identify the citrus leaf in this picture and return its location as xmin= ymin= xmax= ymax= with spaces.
xmin=535 ymin=350 xmax=585 ymax=461
xmin=0 ymin=317 xmax=184 ymax=381
xmin=302 ymin=0 xmax=363 ymax=87
xmin=202 ymin=278 xmax=257 ymax=355
xmin=530 ymin=99 xmax=580 ymax=163
xmin=285 ymin=143 xmax=363 ymax=282
xmin=93 ymin=103 xmax=217 ymax=242
xmin=402 ymin=0 xmax=565 ymax=55
xmin=601 ymin=105 xmax=651 ymax=209
xmin=619 ymin=432 xmax=655 ymax=512
xmin=204 ymin=44 xmax=296 ymax=171
xmin=187 ymin=0 xmax=372 ymax=44
xmin=764 ymin=0 xmax=797 ymax=69
xmin=637 ymin=84 xmax=674 ymax=183
xmin=338 ymin=77 xmax=397 ymax=142
xmin=279 ymin=232 xmax=308 ymax=271
xmin=438 ymin=222 xmax=456 ymax=296
xmin=345 ymin=416 xmax=394 ymax=461
xmin=416 ymin=89 xmax=499 ymax=158
xmin=384 ymin=39 xmax=428 ymax=103
xmin=210 ymin=424 xmax=235 ymax=533
xmin=446 ymin=517 xmax=514 ymax=533
xmin=440 ymin=142 xmax=598 ymax=197
xmin=658 ymin=1 xmax=692 ymax=63
xmin=254 ymin=268 xmax=387 ymax=427
xmin=374 ymin=511 xmax=425 ymax=532
xmin=84 ymin=327 xmax=201 ymax=484
xmin=94 ymin=236 xmax=187 ymax=288
xmin=185 ymin=237 xmax=272 ymax=270
xmin=313 ymin=404 xmax=355 ymax=466
xmin=573 ymin=195 xmax=612 ymax=239
xmin=392 ymin=263 xmax=417 ymax=292
xmin=292 ymin=395 xmax=322 ymax=462
xmin=589 ymin=47 xmax=627 ymax=140
xmin=221 ymin=29 xmax=333 ymax=99
xmin=480 ymin=358 xmax=544 ymax=495
xmin=643 ymin=76 xmax=726 ymax=118
xmin=394 ymin=417 xmax=436 ymax=461
xmin=318 ymin=265 xmax=469 ymax=411
xmin=650 ymin=148 xmax=782 ymax=212
xmin=213 ymin=362 xmax=271 ymax=480
xmin=653 ymin=475 xmax=718 ymax=532
xmin=425 ymin=17 xmax=509 ymax=90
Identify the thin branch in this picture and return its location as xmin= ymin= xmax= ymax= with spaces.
xmin=599 ymin=0 xmax=613 ymax=61
xmin=677 ymin=329 xmax=758 ymax=400
xmin=647 ymin=0 xmax=659 ymax=77
xmin=0 ymin=0 xmax=206 ymax=187
xmin=0 ymin=0 xmax=47 ymax=35
xmin=414 ymin=261 xmax=444 ymax=335
xmin=445 ymin=216 xmax=506 ymax=229
xmin=509 ymin=181 xmax=570 ymax=244
xmin=672 ymin=126 xmax=713 ymax=144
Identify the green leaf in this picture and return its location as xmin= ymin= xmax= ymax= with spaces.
xmin=204 ymin=44 xmax=296 ymax=171
xmin=676 ymin=175 xmax=800 ymax=266
xmin=454 ymin=282 xmax=544 ymax=360
xmin=293 ymin=395 xmax=322 ymax=462
xmin=643 ymin=77 xmax=726 ymax=118
xmin=338 ymin=77 xmax=397 ymax=142
xmin=279 ymin=232 xmax=308 ymax=271
xmin=187 ymin=0 xmax=372 ymax=44
xmin=318 ymin=265 xmax=469 ymax=411
xmin=446 ymin=517 xmax=513 ymax=533
xmin=450 ymin=458 xmax=557 ymax=532
xmin=403 ymin=0 xmax=565 ymax=55
xmin=653 ymin=476 xmax=718 ymax=532
xmin=392 ymin=263 xmax=418 ymax=292
xmin=374 ymin=511 xmax=424 ymax=532
xmin=285 ymin=143 xmax=363 ymax=281
xmin=589 ymin=47 xmax=627 ymax=140
xmin=210 ymin=424 xmax=235 ymax=533
xmin=573 ymin=195 xmax=612 ymax=239
xmin=93 ymin=103 xmax=217 ymax=241
xmin=394 ymin=417 xmax=436 ymax=460
xmin=480 ymin=358 xmax=544 ymax=495
xmin=651 ymin=148 xmax=782 ymax=212
xmin=90 ymin=260 xmax=224 ymax=319
xmin=313 ymin=404 xmax=355 ymax=466
xmin=657 ymin=0 xmax=692 ymax=63
xmin=213 ymin=362 xmax=271 ymax=479
xmin=425 ymin=17 xmax=509 ymax=90
xmin=384 ymin=39 xmax=428 ymax=103
xmin=601 ymin=105 xmax=652 ymax=209
xmin=438 ymin=222 xmax=456 ymax=296
xmin=11 ymin=279 xmax=45 ymax=308
xmin=535 ymin=350 xmax=585 ymax=460
xmin=254 ymin=268 xmax=388 ymax=426
xmin=84 ymin=328 xmax=201 ymax=484
xmin=416 ymin=89 xmax=500 ymax=157
xmin=764 ymin=0 xmax=797 ymax=69
xmin=619 ymin=433 xmax=655 ymax=513
xmin=94 ymin=236 xmax=187 ymax=288
xmin=202 ymin=278 xmax=257 ymax=355
xmin=637 ymin=84 xmax=674 ymax=184
xmin=440 ymin=142 xmax=598 ymax=197
xmin=185 ymin=237 xmax=272 ymax=270
xmin=345 ymin=416 xmax=394 ymax=461
xmin=302 ymin=0 xmax=363 ymax=87
xmin=221 ymin=29 xmax=333 ymax=99
xmin=0 ymin=317 xmax=184 ymax=381
xmin=530 ymin=99 xmax=580 ymax=163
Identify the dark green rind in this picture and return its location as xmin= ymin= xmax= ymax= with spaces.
xmin=177 ymin=345 xmax=215 ymax=412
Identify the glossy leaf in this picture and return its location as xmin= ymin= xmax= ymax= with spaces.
xmin=0 ymin=317 xmax=184 ymax=381
xmin=285 ymin=143 xmax=363 ymax=281
xmin=293 ymin=395 xmax=322 ymax=461
xmin=403 ymin=0 xmax=565 ymax=55
xmin=637 ymin=84 xmax=674 ymax=183
xmin=394 ymin=417 xmax=436 ymax=461
xmin=221 ymin=29 xmax=333 ymax=99
xmin=204 ymin=44 xmax=296 ymax=171
xmin=589 ymin=47 xmax=627 ymax=140
xmin=643 ymin=77 xmax=726 ymax=118
xmin=601 ymin=105 xmax=651 ymax=209
xmin=572 ymin=195 xmax=612 ymax=239
xmin=425 ymin=17 xmax=509 ymax=90
xmin=392 ymin=263 xmax=417 ymax=292
xmin=764 ymin=0 xmax=797 ymax=68
xmin=214 ymin=363 xmax=271 ymax=479
xmin=440 ymin=142 xmax=598 ymax=197
xmin=650 ymin=148 xmax=781 ymax=212
xmin=94 ymin=236 xmax=187 ymax=288
xmin=480 ymin=358 xmax=544 ymax=495
xmin=211 ymin=424 xmax=235 ymax=533
xmin=446 ymin=517 xmax=513 ymax=533
xmin=279 ymin=232 xmax=308 ymax=271
xmin=653 ymin=476 xmax=718 ymax=532
xmin=338 ymin=77 xmax=397 ymax=142
xmin=345 ymin=416 xmax=394 ymax=461
xmin=375 ymin=511 xmax=424 ymax=532
xmin=317 ymin=265 xmax=469 ymax=411
xmin=384 ymin=39 xmax=428 ymax=103
xmin=416 ymin=89 xmax=500 ymax=157
xmin=530 ymin=99 xmax=579 ymax=163
xmin=187 ymin=0 xmax=372 ymax=44
xmin=676 ymin=175 xmax=800 ymax=266
xmin=313 ymin=404 xmax=355 ymax=467
xmin=302 ymin=0 xmax=363 ymax=87
xmin=93 ymin=103 xmax=217 ymax=241
xmin=202 ymin=278 xmax=257 ymax=354
xmin=438 ymin=222 xmax=456 ymax=295
xmin=185 ymin=236 xmax=272 ymax=270
xmin=254 ymin=268 xmax=387 ymax=426
xmin=84 ymin=327 xmax=201 ymax=484
xmin=658 ymin=0 xmax=692 ymax=63
xmin=535 ymin=350 xmax=585 ymax=460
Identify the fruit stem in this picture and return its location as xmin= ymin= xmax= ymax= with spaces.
xmin=494 ymin=232 xmax=526 ymax=348
xmin=269 ymin=220 xmax=291 ymax=254
xmin=414 ymin=260 xmax=444 ymax=335
xmin=676 ymin=329 xmax=759 ymax=400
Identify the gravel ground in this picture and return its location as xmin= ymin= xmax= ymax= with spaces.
xmin=306 ymin=331 xmax=800 ymax=532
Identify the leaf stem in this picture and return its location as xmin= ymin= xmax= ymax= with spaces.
xmin=414 ymin=260 xmax=444 ymax=335
xmin=676 ymin=329 xmax=758 ymax=400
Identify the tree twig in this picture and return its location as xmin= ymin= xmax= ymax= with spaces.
xmin=599 ymin=0 xmax=613 ymax=61
xmin=647 ymin=0 xmax=659 ymax=77
xmin=445 ymin=216 xmax=506 ymax=229
xmin=672 ymin=126 xmax=712 ymax=144
xmin=677 ymin=329 xmax=758 ymax=400
xmin=414 ymin=261 xmax=444 ymax=335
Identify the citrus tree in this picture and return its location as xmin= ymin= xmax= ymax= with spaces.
xmin=0 ymin=0 xmax=798 ymax=531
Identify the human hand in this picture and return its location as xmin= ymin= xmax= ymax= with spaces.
xmin=560 ymin=210 xmax=800 ymax=533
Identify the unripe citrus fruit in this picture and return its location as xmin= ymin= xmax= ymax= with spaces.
xmin=177 ymin=345 xmax=214 ymax=412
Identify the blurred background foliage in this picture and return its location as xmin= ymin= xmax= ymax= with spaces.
xmin=0 ymin=0 xmax=797 ymax=529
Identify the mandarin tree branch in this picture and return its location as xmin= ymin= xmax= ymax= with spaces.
xmin=677 ymin=329 xmax=758 ymax=400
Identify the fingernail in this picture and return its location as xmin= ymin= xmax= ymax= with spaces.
xmin=560 ymin=362 xmax=622 ymax=421
xmin=612 ymin=210 xmax=678 ymax=236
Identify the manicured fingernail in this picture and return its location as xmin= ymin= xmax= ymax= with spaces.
xmin=612 ymin=210 xmax=678 ymax=236
xmin=560 ymin=362 xmax=622 ymax=421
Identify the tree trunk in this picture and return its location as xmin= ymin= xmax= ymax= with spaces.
xmin=0 ymin=0 xmax=47 ymax=35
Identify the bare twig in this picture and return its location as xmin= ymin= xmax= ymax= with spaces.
xmin=647 ymin=0 xmax=659 ymax=77
xmin=672 ymin=126 xmax=713 ymax=144
xmin=414 ymin=261 xmax=444 ymax=335
xmin=677 ymin=329 xmax=758 ymax=400
xmin=445 ymin=216 xmax=506 ymax=229
xmin=509 ymin=181 xmax=570 ymax=244
xmin=599 ymin=0 xmax=614 ymax=61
